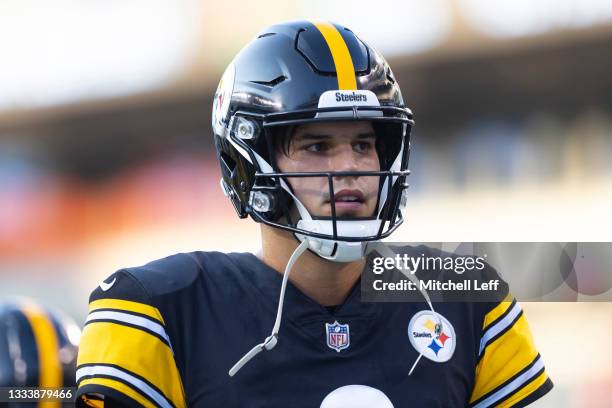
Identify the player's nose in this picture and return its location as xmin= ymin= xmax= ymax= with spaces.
xmin=329 ymin=144 xmax=360 ymax=175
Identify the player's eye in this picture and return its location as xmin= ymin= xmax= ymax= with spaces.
xmin=353 ymin=140 xmax=374 ymax=153
xmin=304 ymin=142 xmax=328 ymax=152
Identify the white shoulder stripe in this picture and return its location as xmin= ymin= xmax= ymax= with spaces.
xmin=479 ymin=302 xmax=522 ymax=356
xmin=472 ymin=355 xmax=544 ymax=408
xmin=86 ymin=310 xmax=172 ymax=348
xmin=76 ymin=364 xmax=173 ymax=408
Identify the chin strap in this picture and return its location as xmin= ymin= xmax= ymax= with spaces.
xmin=228 ymin=239 xmax=310 ymax=377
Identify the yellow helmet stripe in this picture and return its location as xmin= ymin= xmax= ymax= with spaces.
xmin=310 ymin=20 xmax=357 ymax=90
xmin=20 ymin=302 xmax=62 ymax=408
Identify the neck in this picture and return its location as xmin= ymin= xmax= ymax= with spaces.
xmin=259 ymin=225 xmax=364 ymax=307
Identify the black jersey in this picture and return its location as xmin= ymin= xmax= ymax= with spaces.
xmin=76 ymin=249 xmax=552 ymax=407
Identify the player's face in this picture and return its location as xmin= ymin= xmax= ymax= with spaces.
xmin=276 ymin=121 xmax=380 ymax=218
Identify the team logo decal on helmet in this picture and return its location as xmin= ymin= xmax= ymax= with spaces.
xmin=212 ymin=63 xmax=235 ymax=136
xmin=408 ymin=311 xmax=456 ymax=363
xmin=212 ymin=20 xmax=414 ymax=262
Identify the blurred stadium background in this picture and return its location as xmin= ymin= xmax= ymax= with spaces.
xmin=1 ymin=0 xmax=611 ymax=405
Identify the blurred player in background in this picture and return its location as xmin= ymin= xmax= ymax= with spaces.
xmin=75 ymin=20 xmax=552 ymax=407
xmin=0 ymin=299 xmax=80 ymax=407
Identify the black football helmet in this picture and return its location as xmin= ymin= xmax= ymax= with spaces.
xmin=212 ymin=20 xmax=413 ymax=261
xmin=0 ymin=299 xmax=80 ymax=406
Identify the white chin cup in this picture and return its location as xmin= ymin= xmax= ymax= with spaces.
xmin=295 ymin=219 xmax=382 ymax=262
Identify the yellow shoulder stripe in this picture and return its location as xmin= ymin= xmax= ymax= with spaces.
xmin=482 ymin=295 xmax=514 ymax=331
xmin=470 ymin=314 xmax=538 ymax=402
xmin=89 ymin=299 xmax=165 ymax=325
xmin=310 ymin=20 xmax=357 ymax=90
xmin=77 ymin=322 xmax=185 ymax=408
xmin=497 ymin=371 xmax=549 ymax=408
xmin=20 ymin=301 xmax=62 ymax=407
xmin=79 ymin=377 xmax=155 ymax=408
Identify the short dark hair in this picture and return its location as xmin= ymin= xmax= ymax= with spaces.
xmin=271 ymin=125 xmax=296 ymax=158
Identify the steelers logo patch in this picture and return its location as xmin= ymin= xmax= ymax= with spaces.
xmin=408 ymin=310 xmax=456 ymax=363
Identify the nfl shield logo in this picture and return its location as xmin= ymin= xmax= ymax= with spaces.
xmin=326 ymin=321 xmax=350 ymax=352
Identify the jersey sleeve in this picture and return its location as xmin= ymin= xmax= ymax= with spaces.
xmin=468 ymin=297 xmax=553 ymax=407
xmin=76 ymin=270 xmax=187 ymax=408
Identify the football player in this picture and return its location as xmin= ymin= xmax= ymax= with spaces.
xmin=76 ymin=20 xmax=553 ymax=407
